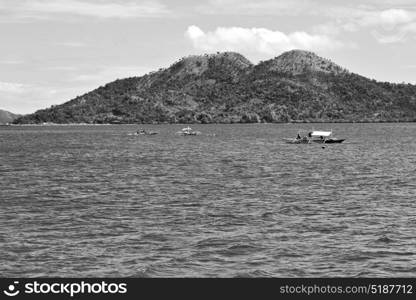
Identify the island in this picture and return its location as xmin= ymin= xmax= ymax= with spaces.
xmin=13 ymin=50 xmax=416 ymax=124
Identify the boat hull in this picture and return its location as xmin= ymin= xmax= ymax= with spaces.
xmin=312 ymin=138 xmax=345 ymax=144
xmin=284 ymin=138 xmax=345 ymax=144
xmin=178 ymin=132 xmax=200 ymax=136
xmin=133 ymin=131 xmax=158 ymax=136
xmin=325 ymin=138 xmax=345 ymax=143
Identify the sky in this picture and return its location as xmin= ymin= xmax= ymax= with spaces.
xmin=1 ymin=0 xmax=416 ymax=114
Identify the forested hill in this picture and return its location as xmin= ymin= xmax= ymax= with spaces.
xmin=14 ymin=50 xmax=416 ymax=124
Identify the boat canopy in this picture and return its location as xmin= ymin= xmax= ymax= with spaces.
xmin=310 ymin=131 xmax=332 ymax=137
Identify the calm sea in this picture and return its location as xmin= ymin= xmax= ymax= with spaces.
xmin=1 ymin=123 xmax=415 ymax=277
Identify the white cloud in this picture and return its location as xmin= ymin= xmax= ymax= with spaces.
xmin=185 ymin=25 xmax=343 ymax=60
xmin=378 ymin=9 xmax=413 ymax=25
xmin=370 ymin=20 xmax=416 ymax=44
xmin=311 ymin=7 xmax=416 ymax=44
xmin=197 ymin=1 xmax=416 ymax=45
xmin=353 ymin=8 xmax=415 ymax=29
xmin=358 ymin=9 xmax=416 ymax=43
xmin=0 ymin=0 xmax=169 ymax=20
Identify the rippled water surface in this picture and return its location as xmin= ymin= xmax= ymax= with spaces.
xmin=1 ymin=123 xmax=416 ymax=277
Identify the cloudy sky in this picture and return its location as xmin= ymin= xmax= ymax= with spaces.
xmin=1 ymin=0 xmax=416 ymax=114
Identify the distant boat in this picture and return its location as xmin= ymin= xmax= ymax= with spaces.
xmin=134 ymin=129 xmax=158 ymax=135
xmin=309 ymin=130 xmax=345 ymax=143
xmin=176 ymin=126 xmax=201 ymax=136
xmin=284 ymin=130 xmax=345 ymax=144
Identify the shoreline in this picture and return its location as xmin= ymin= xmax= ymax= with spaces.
xmin=3 ymin=120 xmax=416 ymax=126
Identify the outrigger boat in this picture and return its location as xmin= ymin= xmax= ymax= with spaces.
xmin=284 ymin=130 xmax=345 ymax=144
xmin=176 ymin=126 xmax=201 ymax=136
xmin=134 ymin=129 xmax=158 ymax=135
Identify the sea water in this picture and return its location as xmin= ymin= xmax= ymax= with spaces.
xmin=1 ymin=123 xmax=415 ymax=277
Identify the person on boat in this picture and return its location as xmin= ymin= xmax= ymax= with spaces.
xmin=308 ymin=132 xmax=312 ymax=137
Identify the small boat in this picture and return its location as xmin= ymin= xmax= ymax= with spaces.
xmin=176 ymin=126 xmax=201 ymax=136
xmin=308 ymin=131 xmax=345 ymax=143
xmin=284 ymin=130 xmax=345 ymax=144
xmin=134 ymin=129 xmax=158 ymax=135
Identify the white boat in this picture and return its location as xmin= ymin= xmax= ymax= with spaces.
xmin=284 ymin=130 xmax=345 ymax=144
xmin=176 ymin=126 xmax=201 ymax=136
xmin=308 ymin=130 xmax=345 ymax=143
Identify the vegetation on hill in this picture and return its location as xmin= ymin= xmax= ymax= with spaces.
xmin=14 ymin=50 xmax=416 ymax=124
